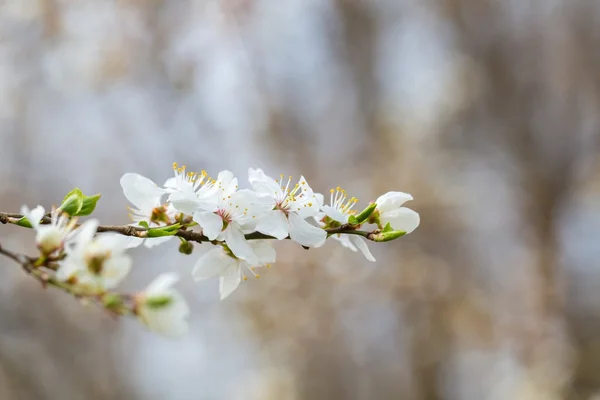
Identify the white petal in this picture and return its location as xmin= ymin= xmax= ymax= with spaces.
xmin=322 ymin=205 xmax=348 ymax=223
xmin=192 ymin=247 xmax=235 ymax=281
xmin=56 ymin=259 xmax=82 ymax=281
xmin=163 ymin=177 xmax=177 ymax=189
xmin=288 ymin=213 xmax=327 ymax=248
xmin=314 ymin=193 xmax=325 ymax=209
xmin=224 ymin=224 xmax=259 ymax=264
xmin=101 ymin=254 xmax=132 ymax=289
xmin=249 ymin=240 xmax=277 ymax=264
xmin=255 ymin=210 xmax=289 ymax=240
xmin=120 ymin=173 xmax=165 ymax=212
xmin=168 ymin=192 xmax=203 ymax=215
xmin=110 ymin=235 xmax=145 ymax=249
xmin=145 ymin=272 xmax=179 ymax=294
xmin=143 ymin=236 xmax=173 ymax=248
xmin=21 ymin=205 xmax=45 ymax=230
xmin=292 ymin=176 xmax=320 ymax=218
xmin=215 ymin=170 xmax=238 ymax=197
xmin=381 ymin=207 xmax=420 ymax=234
xmin=348 ymin=235 xmax=376 ymax=262
xmin=248 ymin=168 xmax=283 ymax=198
xmin=193 ymin=211 xmax=223 ymax=240
xmin=219 ymin=268 xmax=242 ymax=300
xmin=71 ymin=219 xmax=99 ymax=248
xmin=375 ymin=191 xmax=413 ymax=214
xmin=331 ymin=234 xmax=357 ymax=252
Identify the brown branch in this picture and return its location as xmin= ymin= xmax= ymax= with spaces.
xmin=0 ymin=212 xmax=381 ymax=243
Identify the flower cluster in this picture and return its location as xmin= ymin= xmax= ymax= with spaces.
xmin=8 ymin=164 xmax=419 ymax=338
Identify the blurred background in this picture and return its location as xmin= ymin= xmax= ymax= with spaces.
xmin=0 ymin=1 xmax=599 ymax=399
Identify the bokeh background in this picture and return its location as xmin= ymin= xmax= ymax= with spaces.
xmin=1 ymin=1 xmax=600 ymax=399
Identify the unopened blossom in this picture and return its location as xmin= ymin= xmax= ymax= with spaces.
xmin=21 ymin=205 xmax=78 ymax=256
xmin=248 ymin=168 xmax=326 ymax=248
xmin=136 ymin=273 xmax=190 ymax=338
xmin=193 ymin=241 xmax=276 ymax=300
xmin=315 ymin=188 xmax=375 ymax=262
xmin=374 ymin=192 xmax=420 ymax=234
xmin=57 ymin=220 xmax=132 ymax=294
xmin=192 ymin=170 xmax=272 ymax=264
xmin=120 ymin=173 xmax=177 ymax=249
xmin=165 ymin=163 xmax=218 ymax=215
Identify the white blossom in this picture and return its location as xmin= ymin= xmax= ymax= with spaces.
xmin=57 ymin=220 xmax=132 ymax=294
xmin=165 ymin=163 xmax=219 ymax=215
xmin=136 ymin=273 xmax=190 ymax=338
xmin=21 ymin=205 xmax=77 ymax=255
xmin=191 ymin=170 xmax=272 ymax=264
xmin=192 ymin=241 xmax=276 ymax=300
xmin=248 ymin=168 xmax=326 ymax=248
xmin=315 ymin=189 xmax=375 ymax=262
xmin=120 ymin=172 xmax=177 ymax=249
xmin=375 ymin=192 xmax=420 ymax=234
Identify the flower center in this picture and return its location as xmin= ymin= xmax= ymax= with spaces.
xmin=150 ymin=205 xmax=171 ymax=225
xmin=329 ymin=187 xmax=358 ymax=215
xmin=274 ymin=174 xmax=305 ymax=214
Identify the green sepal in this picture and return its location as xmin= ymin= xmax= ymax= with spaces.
xmin=373 ymin=230 xmax=406 ymax=242
xmin=354 ymin=203 xmax=377 ymax=224
xmin=16 ymin=217 xmax=33 ymax=228
xmin=145 ymin=295 xmax=173 ymax=309
xmin=347 ymin=215 xmax=359 ymax=225
xmin=147 ymin=223 xmax=181 ymax=238
xmin=102 ymin=293 xmax=123 ymax=310
xmin=59 ymin=188 xmax=84 ymax=216
xmin=138 ymin=220 xmax=150 ymax=229
xmin=382 ymin=222 xmax=394 ymax=233
xmin=75 ymin=193 xmax=101 ymax=216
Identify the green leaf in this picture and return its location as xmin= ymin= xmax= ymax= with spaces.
xmin=382 ymin=222 xmax=394 ymax=233
xmin=59 ymin=188 xmax=84 ymax=216
xmin=138 ymin=220 xmax=149 ymax=229
xmin=15 ymin=217 xmax=33 ymax=228
xmin=147 ymin=223 xmax=181 ymax=238
xmin=145 ymin=295 xmax=173 ymax=309
xmin=354 ymin=203 xmax=377 ymax=224
xmin=75 ymin=193 xmax=101 ymax=216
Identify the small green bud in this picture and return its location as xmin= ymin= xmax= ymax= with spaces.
xmin=354 ymin=202 xmax=377 ymax=224
xmin=372 ymin=230 xmax=406 ymax=242
xmin=179 ymin=241 xmax=194 ymax=255
xmin=59 ymin=188 xmax=84 ymax=216
xmin=145 ymin=295 xmax=173 ymax=309
xmin=138 ymin=220 xmax=150 ymax=229
xmin=16 ymin=217 xmax=33 ymax=228
xmin=75 ymin=193 xmax=101 ymax=216
xmin=102 ymin=293 xmax=123 ymax=310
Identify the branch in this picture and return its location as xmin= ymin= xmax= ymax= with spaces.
xmin=0 ymin=212 xmax=379 ymax=243
xmin=0 ymin=242 xmax=134 ymax=317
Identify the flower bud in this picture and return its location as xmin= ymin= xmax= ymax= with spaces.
xmin=178 ymin=241 xmax=194 ymax=255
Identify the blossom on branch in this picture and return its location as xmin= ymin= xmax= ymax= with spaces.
xmin=248 ymin=168 xmax=326 ymax=248
xmin=21 ymin=205 xmax=78 ymax=256
xmin=192 ymin=241 xmax=276 ymax=300
xmin=56 ymin=220 xmax=132 ymax=294
xmin=315 ymin=188 xmax=375 ymax=262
